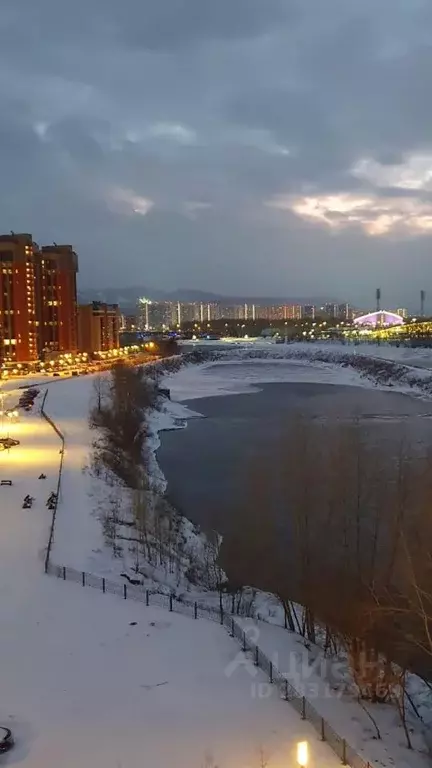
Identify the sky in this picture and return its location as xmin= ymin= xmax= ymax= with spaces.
xmin=1 ymin=0 xmax=432 ymax=309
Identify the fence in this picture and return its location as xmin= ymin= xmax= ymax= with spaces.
xmin=46 ymin=561 xmax=372 ymax=768
xmin=40 ymin=390 xmax=65 ymax=572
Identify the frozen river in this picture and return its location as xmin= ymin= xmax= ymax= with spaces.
xmin=157 ymin=364 xmax=432 ymax=534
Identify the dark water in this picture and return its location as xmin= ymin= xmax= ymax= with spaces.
xmin=157 ymin=378 xmax=432 ymax=534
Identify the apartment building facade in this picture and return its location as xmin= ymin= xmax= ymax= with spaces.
xmin=0 ymin=233 xmax=79 ymax=363
xmin=78 ymin=302 xmax=120 ymax=354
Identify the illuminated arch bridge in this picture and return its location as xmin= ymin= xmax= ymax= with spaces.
xmin=353 ymin=310 xmax=405 ymax=327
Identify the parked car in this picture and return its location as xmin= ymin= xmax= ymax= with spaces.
xmin=0 ymin=727 xmax=13 ymax=753
xmin=0 ymin=437 xmax=20 ymax=451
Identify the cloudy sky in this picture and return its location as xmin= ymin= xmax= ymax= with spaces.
xmin=1 ymin=0 xmax=432 ymax=308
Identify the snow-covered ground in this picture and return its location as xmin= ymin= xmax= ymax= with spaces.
xmin=316 ymin=341 xmax=432 ymax=370
xmin=164 ymin=357 xmax=372 ymax=402
xmin=183 ymin=337 xmax=432 ymax=371
xmin=168 ymin=340 xmax=432 ymax=402
xmin=38 ymin=375 xmax=110 ymax=574
xmin=42 ymin=376 xmax=201 ymax=582
xmin=237 ymin=619 xmax=430 ymax=768
xmin=0 ymin=402 xmax=339 ymax=767
xmin=5 ymin=345 xmax=431 ymax=766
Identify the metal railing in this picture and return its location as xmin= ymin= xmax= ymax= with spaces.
xmin=47 ymin=561 xmax=372 ymax=768
xmin=40 ymin=390 xmax=65 ymax=572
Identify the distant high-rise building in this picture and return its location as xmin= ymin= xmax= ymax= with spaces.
xmin=266 ymin=305 xmax=286 ymax=321
xmin=243 ymin=303 xmax=256 ymax=321
xmin=138 ymin=299 xmax=222 ymax=328
xmin=208 ymin=302 xmax=221 ymax=321
xmin=178 ymin=302 xmax=201 ymax=325
xmin=218 ymin=304 xmax=245 ymax=320
xmin=78 ymin=302 xmax=120 ymax=354
xmin=397 ymin=307 xmax=408 ymax=319
xmin=121 ymin=315 xmax=137 ymax=332
xmin=324 ymin=303 xmax=338 ymax=318
xmin=251 ymin=304 xmax=302 ymax=321
xmin=285 ymin=305 xmax=302 ymax=321
xmin=253 ymin=305 xmax=265 ymax=320
xmin=338 ymin=303 xmax=353 ymax=321
xmin=303 ymin=304 xmax=316 ymax=320
xmin=137 ymin=299 xmax=176 ymax=329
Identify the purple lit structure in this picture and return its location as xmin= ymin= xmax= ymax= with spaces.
xmin=353 ymin=310 xmax=404 ymax=327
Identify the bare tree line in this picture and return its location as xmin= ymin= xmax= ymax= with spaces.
xmin=219 ymin=415 xmax=432 ymax=743
xmin=89 ymin=363 xmax=215 ymax=588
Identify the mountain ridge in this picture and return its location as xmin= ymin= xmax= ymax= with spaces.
xmin=77 ymin=285 xmax=336 ymax=310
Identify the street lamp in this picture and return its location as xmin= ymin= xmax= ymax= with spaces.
xmin=297 ymin=741 xmax=309 ymax=767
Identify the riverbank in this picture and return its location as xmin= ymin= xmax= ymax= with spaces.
xmin=148 ymin=340 xmax=432 ymax=400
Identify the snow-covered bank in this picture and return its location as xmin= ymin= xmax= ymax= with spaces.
xmin=42 ymin=378 xmax=205 ymax=594
xmin=146 ymin=398 xmax=203 ymax=493
xmin=36 ymin=355 xmax=432 ymax=768
xmin=160 ymin=342 xmax=432 ymax=401
xmin=164 ymin=357 xmax=373 ymax=402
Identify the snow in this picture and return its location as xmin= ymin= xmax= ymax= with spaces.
xmin=316 ymin=342 xmax=432 ymax=370
xmin=3 ymin=347 xmax=430 ymax=766
xmin=146 ymin=399 xmax=203 ymax=493
xmin=0 ymin=404 xmax=339 ymax=767
xmin=38 ymin=376 xmax=107 ymax=575
xmin=237 ymin=619 xmax=430 ymax=768
xmin=40 ymin=376 xmax=204 ymax=583
xmin=162 ymin=340 xmax=432 ymax=404
xmin=164 ymin=357 xmax=372 ymax=402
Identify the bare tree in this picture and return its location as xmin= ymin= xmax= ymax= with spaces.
xmin=92 ymin=373 xmax=107 ymax=416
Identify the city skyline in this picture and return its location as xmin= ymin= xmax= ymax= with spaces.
xmin=0 ymin=2 xmax=432 ymax=308
xmin=81 ymin=282 xmax=420 ymax=315
xmin=78 ymin=274 xmax=430 ymax=314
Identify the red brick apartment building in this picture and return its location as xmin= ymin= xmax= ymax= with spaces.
xmin=39 ymin=245 xmax=78 ymax=355
xmin=0 ymin=233 xmax=39 ymax=362
xmin=0 ymin=233 xmax=78 ymax=363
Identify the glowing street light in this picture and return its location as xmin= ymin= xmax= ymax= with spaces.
xmin=297 ymin=741 xmax=309 ymax=767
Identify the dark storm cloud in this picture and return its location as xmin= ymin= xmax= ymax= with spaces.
xmin=0 ymin=0 xmax=431 ymax=307
xmin=2 ymin=0 xmax=291 ymax=50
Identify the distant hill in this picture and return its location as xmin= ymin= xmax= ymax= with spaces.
xmin=77 ymin=285 xmax=334 ymax=311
